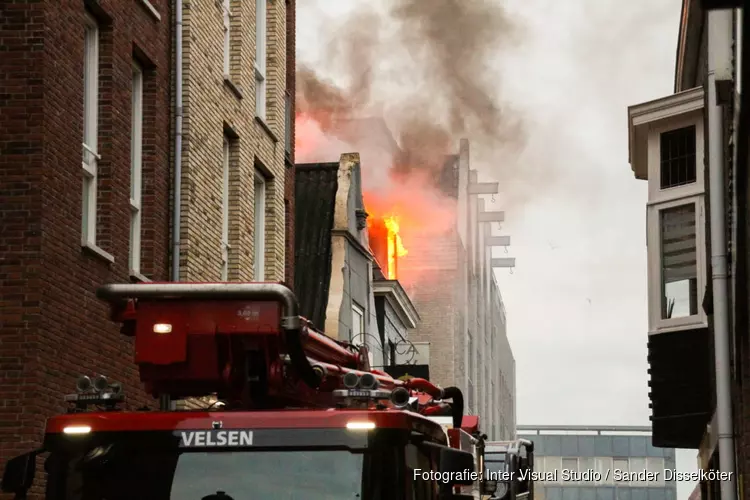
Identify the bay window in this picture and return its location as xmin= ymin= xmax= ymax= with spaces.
xmin=629 ymin=87 xmax=707 ymax=335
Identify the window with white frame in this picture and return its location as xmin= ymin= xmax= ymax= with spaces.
xmin=561 ymin=457 xmax=578 ymax=474
xmin=595 ymin=457 xmax=613 ymax=484
xmin=130 ymin=62 xmax=144 ymax=275
xmin=222 ymin=0 xmax=231 ymax=77
xmin=254 ymin=0 xmax=267 ymax=119
xmin=544 ymin=457 xmax=562 ymax=483
xmin=629 ymin=458 xmax=647 ymax=486
xmin=351 ymin=302 xmax=364 ymax=342
xmin=82 ymin=14 xmax=100 ymax=247
xmin=647 ymin=457 xmax=665 ymax=486
xmin=628 ymin=87 xmax=706 ymax=334
xmin=221 ymin=137 xmax=231 ymax=280
xmin=614 ymin=458 xmax=629 ymax=483
xmin=534 ymin=456 xmax=545 ymax=475
xmin=253 ymin=170 xmax=266 ymax=280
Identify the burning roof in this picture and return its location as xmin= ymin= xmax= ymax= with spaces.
xmin=296 ymin=114 xmax=460 ymax=288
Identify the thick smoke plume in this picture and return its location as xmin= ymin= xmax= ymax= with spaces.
xmin=297 ymin=0 xmax=525 ymax=186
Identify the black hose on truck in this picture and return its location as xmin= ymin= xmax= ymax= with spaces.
xmin=442 ymin=386 xmax=464 ymax=429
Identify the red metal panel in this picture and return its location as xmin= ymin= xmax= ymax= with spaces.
xmin=135 ymin=302 xmax=189 ymax=365
xmin=46 ymin=409 xmax=446 ymax=436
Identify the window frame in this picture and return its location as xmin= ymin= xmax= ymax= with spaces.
xmin=646 ymin=457 xmax=665 ymax=486
xmin=613 ymin=457 xmax=630 ymax=483
xmin=221 ymin=137 xmax=231 ymax=281
xmin=130 ymin=61 xmax=144 ymax=275
xmin=253 ymin=170 xmax=266 ymax=280
xmin=351 ymin=302 xmax=364 ymax=342
xmin=222 ymin=0 xmax=231 ymax=77
xmin=647 ymin=195 xmax=707 ymax=333
xmin=82 ymin=13 xmax=100 ymax=248
xmin=647 ymin=116 xmax=705 ymax=205
xmin=254 ymin=0 xmax=267 ymax=119
xmin=595 ymin=457 xmax=613 ymax=485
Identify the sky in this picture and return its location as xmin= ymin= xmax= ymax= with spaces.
xmin=296 ymin=0 xmax=695 ymax=498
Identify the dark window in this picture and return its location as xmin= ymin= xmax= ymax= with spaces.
xmin=660 ymin=126 xmax=696 ymax=189
xmin=660 ymin=203 xmax=698 ymax=318
xmin=405 ymin=443 xmax=438 ymax=500
xmin=47 ymin=449 xmax=364 ymax=500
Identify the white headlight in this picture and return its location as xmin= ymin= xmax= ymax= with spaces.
xmin=153 ymin=323 xmax=172 ymax=334
xmin=63 ymin=425 xmax=92 ymax=435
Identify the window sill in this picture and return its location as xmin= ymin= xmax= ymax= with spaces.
xmin=223 ymin=76 xmax=243 ymax=100
xmin=255 ymin=116 xmax=279 ymax=143
xmin=139 ymin=0 xmax=161 ymax=21
xmin=130 ymin=271 xmax=151 ymax=283
xmin=82 ymin=242 xmax=114 ymax=264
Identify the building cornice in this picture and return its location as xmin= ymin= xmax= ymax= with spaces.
xmin=373 ymin=279 xmax=420 ymax=328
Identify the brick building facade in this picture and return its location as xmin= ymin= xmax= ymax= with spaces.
xmin=284 ymin=0 xmax=296 ymax=287
xmin=0 ymin=0 xmax=171 ymax=464
xmin=625 ymin=1 xmax=750 ymax=499
xmin=399 ymin=139 xmax=517 ymax=441
xmin=176 ymin=0 xmax=289 ymax=283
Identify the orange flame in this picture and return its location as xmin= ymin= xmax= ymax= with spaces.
xmin=383 ymin=215 xmax=408 ymax=280
xmin=296 ymin=110 xmax=458 ymax=286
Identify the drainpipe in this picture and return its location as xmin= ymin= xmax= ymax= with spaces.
xmin=171 ymin=0 xmax=184 ymax=282
xmin=162 ymin=0 xmax=184 ymax=412
xmin=707 ymin=9 xmax=736 ymax=500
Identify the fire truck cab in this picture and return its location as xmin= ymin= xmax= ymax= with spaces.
xmin=484 ymin=439 xmax=535 ymax=500
xmin=1 ymin=283 xmax=482 ymax=500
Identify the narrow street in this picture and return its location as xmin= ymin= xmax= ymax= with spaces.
xmin=0 ymin=1 xmax=748 ymax=499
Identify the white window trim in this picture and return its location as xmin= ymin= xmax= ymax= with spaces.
xmin=221 ymin=138 xmax=231 ymax=281
xmin=222 ymin=0 xmax=231 ymax=77
xmin=647 ymin=195 xmax=707 ymax=334
xmin=130 ymin=62 xmax=144 ymax=275
xmin=253 ymin=170 xmax=266 ymax=280
xmin=82 ymin=13 xmax=100 ymax=249
xmin=351 ymin=302 xmax=364 ymax=341
xmin=628 ymin=88 xmax=708 ymax=336
xmin=646 ymin=116 xmax=705 ymax=204
xmin=254 ymin=0 xmax=267 ymax=119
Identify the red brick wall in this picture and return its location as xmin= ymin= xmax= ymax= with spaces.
xmin=0 ymin=0 xmax=171 ymax=465
xmin=284 ymin=0 xmax=296 ymax=290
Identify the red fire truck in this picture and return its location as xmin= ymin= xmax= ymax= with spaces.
xmin=1 ymin=283 xmax=506 ymax=499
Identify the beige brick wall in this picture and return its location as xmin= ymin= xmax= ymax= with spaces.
xmin=178 ymin=0 xmax=287 ymax=282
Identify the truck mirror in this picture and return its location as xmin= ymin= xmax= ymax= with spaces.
xmin=1 ymin=451 xmax=38 ymax=494
xmin=439 ymin=447 xmax=475 ymax=486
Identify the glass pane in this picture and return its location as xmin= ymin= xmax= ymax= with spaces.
xmin=545 ymin=457 xmax=562 ymax=483
xmin=562 ymin=458 xmax=578 ymax=473
xmin=630 ymin=458 xmax=646 ymax=486
xmin=660 ymin=203 xmax=698 ymax=319
xmin=646 ymin=458 xmax=665 ymax=486
xmin=614 ymin=458 xmax=629 ymax=483
xmin=596 ymin=457 xmax=613 ymax=484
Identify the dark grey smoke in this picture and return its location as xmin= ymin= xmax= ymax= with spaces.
xmin=297 ymin=0 xmax=526 ymax=183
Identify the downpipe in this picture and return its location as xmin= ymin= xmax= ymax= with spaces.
xmin=171 ymin=0 xmax=184 ymax=282
xmin=707 ymin=9 xmax=737 ymax=500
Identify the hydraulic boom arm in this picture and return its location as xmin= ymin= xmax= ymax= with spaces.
xmin=97 ymin=282 xmax=465 ymax=426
